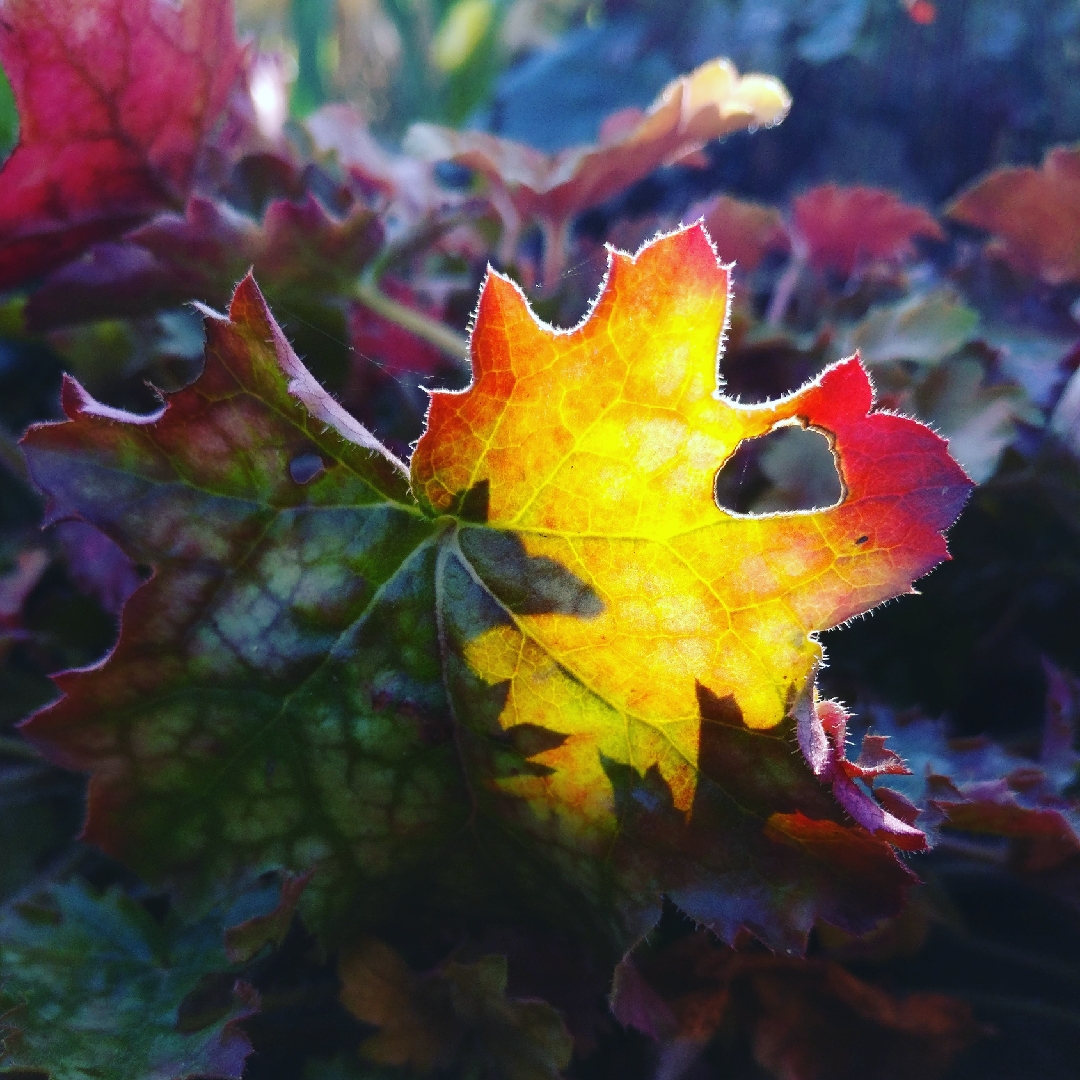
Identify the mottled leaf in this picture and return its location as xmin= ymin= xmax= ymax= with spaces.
xmin=0 ymin=881 xmax=256 ymax=1080
xmin=0 ymin=0 xmax=246 ymax=289
xmin=22 ymin=226 xmax=969 ymax=955
xmin=791 ymin=185 xmax=944 ymax=278
xmin=947 ymin=144 xmax=1080 ymax=285
xmin=339 ymin=938 xmax=572 ymax=1079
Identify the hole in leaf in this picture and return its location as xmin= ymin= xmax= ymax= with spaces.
xmin=714 ymin=424 xmax=843 ymax=515
xmin=289 ymin=452 xmax=325 ymax=485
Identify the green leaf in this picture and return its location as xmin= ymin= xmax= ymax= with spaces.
xmin=0 ymin=881 xmax=255 ymax=1079
xmin=849 ymin=290 xmax=980 ymax=366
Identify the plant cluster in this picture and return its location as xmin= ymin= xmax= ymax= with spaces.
xmin=0 ymin=1 xmax=1079 ymax=1079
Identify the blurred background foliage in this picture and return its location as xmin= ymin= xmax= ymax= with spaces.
xmin=227 ymin=0 xmax=1080 ymax=194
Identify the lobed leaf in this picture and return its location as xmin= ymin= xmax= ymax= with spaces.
xmin=404 ymin=60 xmax=790 ymax=284
xmin=0 ymin=881 xmax=256 ymax=1080
xmin=612 ymin=929 xmax=980 ymax=1080
xmin=0 ymin=0 xmax=246 ymax=289
xmin=791 ymin=184 xmax=944 ymax=278
xmin=339 ymin=938 xmax=572 ymax=1079
xmin=25 ymin=194 xmax=383 ymax=331
xmin=946 ymin=143 xmax=1080 ymax=285
xmin=22 ymin=226 xmax=970 ymax=954
xmin=867 ymin=662 xmax=1080 ymax=871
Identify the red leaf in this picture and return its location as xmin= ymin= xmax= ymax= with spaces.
xmin=0 ymin=0 xmax=246 ymax=290
xmin=613 ymin=931 xmax=981 ymax=1080
xmin=688 ymin=193 xmax=791 ymax=274
xmin=946 ymin=144 xmax=1080 ymax=285
xmin=25 ymin=194 xmax=382 ymax=328
xmin=791 ymin=185 xmax=944 ymax=278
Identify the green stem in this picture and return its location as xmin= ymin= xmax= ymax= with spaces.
xmin=355 ymin=275 xmax=469 ymax=367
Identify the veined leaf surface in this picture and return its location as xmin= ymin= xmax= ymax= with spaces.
xmin=21 ymin=226 xmax=971 ymax=951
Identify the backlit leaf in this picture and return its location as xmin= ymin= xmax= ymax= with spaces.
xmin=404 ymin=60 xmax=790 ymax=285
xmin=21 ymin=226 xmax=969 ymax=955
xmin=0 ymin=0 xmax=246 ymax=290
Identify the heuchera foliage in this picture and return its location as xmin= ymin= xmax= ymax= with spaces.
xmin=0 ymin=0 xmax=245 ymax=287
xmin=13 ymin=0 xmax=1070 ymax=1074
xmin=21 ymin=226 xmax=970 ymax=955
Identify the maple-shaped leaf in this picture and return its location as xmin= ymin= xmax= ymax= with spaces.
xmin=25 ymin=194 xmax=383 ymax=330
xmin=339 ymin=938 xmax=572 ymax=1078
xmin=21 ymin=226 xmax=969 ymax=955
xmin=404 ymin=60 xmax=790 ymax=286
xmin=0 ymin=0 xmax=247 ymax=291
xmin=791 ymin=185 xmax=944 ymax=278
xmin=613 ymin=930 xmax=979 ymax=1080
xmin=0 ymin=881 xmax=257 ymax=1080
xmin=946 ymin=144 xmax=1080 ymax=285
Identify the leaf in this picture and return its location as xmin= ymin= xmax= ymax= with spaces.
xmin=946 ymin=144 xmax=1080 ymax=285
xmin=0 ymin=0 xmax=247 ymax=290
xmin=339 ymin=938 xmax=572 ymax=1079
xmin=223 ymin=870 xmax=312 ymax=964
xmin=791 ymin=184 xmax=944 ymax=278
xmin=0 ymin=881 xmax=257 ymax=1080
xmin=686 ymin=194 xmax=790 ymax=275
xmin=867 ymin=665 xmax=1080 ymax=871
xmin=25 ymin=194 xmax=383 ymax=331
xmin=848 ymin=290 xmax=980 ymax=366
xmin=21 ymin=226 xmax=969 ymax=955
xmin=305 ymin=105 xmax=450 ymax=229
xmin=404 ymin=59 xmax=790 ymax=284
xmin=0 ymin=549 xmax=49 ymax=631
xmin=53 ymin=520 xmax=142 ymax=617
xmin=612 ymin=930 xmax=980 ymax=1080
xmin=912 ymin=355 xmax=1039 ymax=484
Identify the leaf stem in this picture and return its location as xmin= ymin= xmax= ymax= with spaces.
xmin=354 ymin=209 xmax=481 ymax=369
xmin=356 ymin=274 xmax=470 ymax=365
